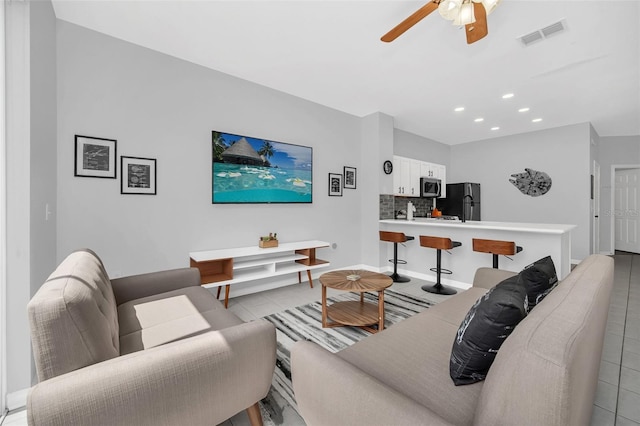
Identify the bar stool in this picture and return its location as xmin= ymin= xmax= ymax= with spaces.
xmin=419 ymin=236 xmax=461 ymax=295
xmin=472 ymin=238 xmax=523 ymax=269
xmin=379 ymin=231 xmax=415 ymax=283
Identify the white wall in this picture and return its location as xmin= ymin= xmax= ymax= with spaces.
xmin=597 ymin=135 xmax=640 ymax=253
xmin=56 ymin=21 xmax=364 ymax=288
xmin=30 ymin=0 xmax=57 ymax=311
xmin=361 ymin=112 xmax=394 ymax=268
xmin=450 ymin=123 xmax=592 ymax=261
xmin=394 ymin=128 xmax=451 ymax=168
xmin=4 ymin=0 xmax=58 ymax=399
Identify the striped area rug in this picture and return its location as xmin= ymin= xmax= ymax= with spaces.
xmin=261 ymin=289 xmax=436 ymax=412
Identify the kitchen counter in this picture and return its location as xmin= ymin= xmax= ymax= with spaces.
xmin=380 ymin=219 xmax=575 ymax=234
xmin=379 ymin=219 xmax=575 ymax=288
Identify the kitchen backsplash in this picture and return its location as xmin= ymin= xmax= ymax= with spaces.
xmin=379 ymin=195 xmax=435 ymax=219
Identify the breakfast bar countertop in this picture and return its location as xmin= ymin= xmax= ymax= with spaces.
xmin=379 ymin=219 xmax=576 ymax=234
xmin=379 ymin=218 xmax=576 ymax=285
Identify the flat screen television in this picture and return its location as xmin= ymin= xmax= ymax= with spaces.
xmin=212 ymin=131 xmax=313 ymax=204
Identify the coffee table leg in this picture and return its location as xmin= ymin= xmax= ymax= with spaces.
xmin=322 ymin=284 xmax=327 ymax=328
xmin=378 ymin=290 xmax=385 ymax=331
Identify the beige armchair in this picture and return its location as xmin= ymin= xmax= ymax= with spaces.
xmin=27 ymin=249 xmax=276 ymax=426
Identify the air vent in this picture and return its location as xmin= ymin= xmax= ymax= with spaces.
xmin=520 ymin=31 xmax=544 ymax=46
xmin=518 ymin=19 xmax=567 ymax=47
xmin=541 ymin=21 xmax=566 ymax=38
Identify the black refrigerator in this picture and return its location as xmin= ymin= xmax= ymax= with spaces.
xmin=441 ymin=183 xmax=481 ymax=221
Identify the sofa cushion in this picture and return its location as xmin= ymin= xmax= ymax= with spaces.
xmin=519 ymin=255 xmax=558 ymax=310
xmin=28 ymin=249 xmax=120 ymax=381
xmin=450 ymin=275 xmax=528 ymax=386
xmin=118 ymin=286 xmax=243 ymax=355
xmin=337 ymin=287 xmax=489 ymax=426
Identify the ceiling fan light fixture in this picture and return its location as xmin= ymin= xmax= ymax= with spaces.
xmin=481 ymin=0 xmax=501 ymax=15
xmin=438 ymin=0 xmax=462 ymax=21
xmin=453 ymin=2 xmax=475 ymax=26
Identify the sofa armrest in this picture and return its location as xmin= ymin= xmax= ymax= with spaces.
xmin=291 ymin=341 xmax=453 ymax=426
xmin=472 ymin=267 xmax=517 ymax=290
xmin=111 ymin=267 xmax=201 ymax=305
xmin=27 ymin=320 xmax=276 ymax=426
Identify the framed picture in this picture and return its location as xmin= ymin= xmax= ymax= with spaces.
xmin=344 ymin=166 xmax=357 ymax=189
xmin=328 ymin=173 xmax=343 ymax=196
xmin=121 ymin=156 xmax=157 ymax=195
xmin=74 ymin=135 xmax=117 ymax=178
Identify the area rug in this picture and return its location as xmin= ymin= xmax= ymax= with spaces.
xmin=260 ymin=289 xmax=437 ymax=415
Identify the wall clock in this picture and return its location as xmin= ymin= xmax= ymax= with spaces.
xmin=383 ymin=160 xmax=393 ymax=174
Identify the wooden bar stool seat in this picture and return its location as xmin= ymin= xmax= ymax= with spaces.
xmin=419 ymin=236 xmax=461 ymax=295
xmin=472 ymin=238 xmax=523 ymax=269
xmin=379 ymin=231 xmax=415 ymax=283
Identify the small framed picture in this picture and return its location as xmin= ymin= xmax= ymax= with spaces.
xmin=121 ymin=156 xmax=157 ymax=195
xmin=328 ymin=173 xmax=343 ymax=196
xmin=344 ymin=166 xmax=357 ymax=189
xmin=74 ymin=135 xmax=117 ymax=178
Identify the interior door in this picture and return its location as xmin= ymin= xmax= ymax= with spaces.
xmin=614 ymin=168 xmax=640 ymax=254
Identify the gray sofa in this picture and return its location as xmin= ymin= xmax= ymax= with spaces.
xmin=292 ymin=254 xmax=614 ymax=426
xmin=27 ymin=249 xmax=276 ymax=426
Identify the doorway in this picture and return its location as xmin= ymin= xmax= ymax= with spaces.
xmin=612 ymin=166 xmax=640 ymax=254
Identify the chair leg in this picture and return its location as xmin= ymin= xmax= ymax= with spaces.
xmin=492 ymin=254 xmax=499 ymax=269
xmin=246 ymin=402 xmax=263 ymax=426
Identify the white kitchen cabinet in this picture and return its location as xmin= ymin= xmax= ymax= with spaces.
xmin=434 ymin=164 xmax=447 ymax=198
xmin=392 ymin=155 xmax=446 ymax=198
xmin=393 ymin=156 xmax=420 ymax=197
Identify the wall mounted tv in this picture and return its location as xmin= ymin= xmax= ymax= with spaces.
xmin=212 ymin=131 xmax=313 ymax=204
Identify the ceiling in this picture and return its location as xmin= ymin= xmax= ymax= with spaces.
xmin=50 ymin=0 xmax=640 ymax=145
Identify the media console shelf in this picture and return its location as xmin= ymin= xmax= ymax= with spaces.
xmin=189 ymin=240 xmax=330 ymax=308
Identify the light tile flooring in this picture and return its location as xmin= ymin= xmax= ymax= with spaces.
xmin=2 ymin=253 xmax=638 ymax=426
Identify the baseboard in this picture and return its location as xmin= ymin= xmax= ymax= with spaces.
xmin=6 ymin=388 xmax=27 ymax=411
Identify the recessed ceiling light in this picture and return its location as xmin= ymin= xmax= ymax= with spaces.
xmin=518 ymin=107 xmax=530 ymax=113
xmin=474 ymin=118 xmax=484 ymax=122
xmin=454 ymin=107 xmax=465 ymax=112
xmin=491 ymin=127 xmax=500 ymax=131
xmin=532 ymin=118 xmax=543 ymax=123
xmin=502 ymin=93 xmax=514 ymax=99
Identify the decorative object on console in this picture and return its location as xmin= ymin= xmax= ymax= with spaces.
xmin=212 ymin=131 xmax=312 ymax=204
xmin=383 ymin=160 xmax=393 ymax=175
xmin=121 ymin=156 xmax=157 ymax=195
xmin=328 ymin=173 xmax=343 ymax=196
xmin=74 ymin=135 xmax=117 ymax=179
xmin=509 ymin=167 xmax=552 ymax=197
xmin=343 ymin=166 xmax=357 ymax=189
xmin=259 ymin=233 xmax=279 ymax=248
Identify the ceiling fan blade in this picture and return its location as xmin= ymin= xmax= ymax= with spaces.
xmin=381 ymin=1 xmax=439 ymax=43
xmin=465 ymin=2 xmax=488 ymax=44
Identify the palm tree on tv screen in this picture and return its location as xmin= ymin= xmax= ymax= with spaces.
xmin=258 ymin=141 xmax=275 ymax=160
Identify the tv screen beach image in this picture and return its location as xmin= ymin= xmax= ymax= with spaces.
xmin=212 ymin=131 xmax=313 ymax=204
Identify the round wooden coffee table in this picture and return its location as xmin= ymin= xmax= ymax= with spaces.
xmin=319 ymin=270 xmax=393 ymax=333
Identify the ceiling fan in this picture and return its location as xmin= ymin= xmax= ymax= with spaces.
xmin=381 ymin=0 xmax=501 ymax=45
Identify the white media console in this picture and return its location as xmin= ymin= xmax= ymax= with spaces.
xmin=189 ymin=240 xmax=331 ymax=307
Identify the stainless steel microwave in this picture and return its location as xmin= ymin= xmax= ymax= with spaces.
xmin=420 ymin=177 xmax=441 ymax=197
